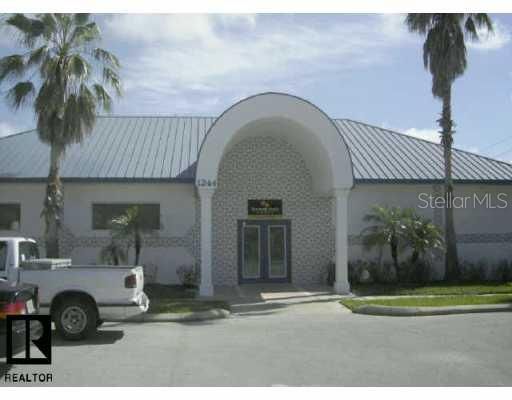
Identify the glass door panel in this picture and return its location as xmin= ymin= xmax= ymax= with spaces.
xmin=268 ymin=225 xmax=287 ymax=278
xmin=242 ymin=225 xmax=261 ymax=279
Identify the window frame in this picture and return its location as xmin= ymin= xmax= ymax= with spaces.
xmin=0 ymin=241 xmax=7 ymax=272
xmin=0 ymin=203 xmax=21 ymax=231
xmin=91 ymin=203 xmax=161 ymax=231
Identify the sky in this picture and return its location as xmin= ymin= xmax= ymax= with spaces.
xmin=0 ymin=13 xmax=511 ymax=161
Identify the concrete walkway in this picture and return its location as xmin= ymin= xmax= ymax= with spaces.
xmin=213 ymin=284 xmax=349 ymax=316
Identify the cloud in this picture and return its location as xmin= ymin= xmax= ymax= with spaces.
xmin=105 ymin=14 xmax=412 ymax=114
xmin=467 ymin=20 xmax=511 ymax=51
xmin=403 ymin=128 xmax=440 ymax=144
xmin=459 ymin=145 xmax=480 ymax=154
xmin=402 ymin=127 xmax=482 ymax=155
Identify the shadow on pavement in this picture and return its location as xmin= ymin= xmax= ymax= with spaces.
xmin=52 ymin=329 xmax=124 ymax=347
xmin=230 ymin=297 xmax=342 ymax=316
xmin=0 ymin=362 xmax=13 ymax=376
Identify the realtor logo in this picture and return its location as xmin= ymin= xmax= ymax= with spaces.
xmin=6 ymin=315 xmax=52 ymax=364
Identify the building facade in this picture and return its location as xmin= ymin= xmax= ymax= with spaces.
xmin=1 ymin=93 xmax=512 ymax=295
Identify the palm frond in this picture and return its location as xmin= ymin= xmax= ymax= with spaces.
xmin=93 ymin=48 xmax=120 ymax=69
xmin=102 ymin=67 xmax=122 ymax=96
xmin=6 ymin=14 xmax=45 ymax=47
xmin=0 ymin=54 xmax=26 ymax=83
xmin=405 ymin=14 xmax=434 ymax=34
xmin=67 ymin=54 xmax=90 ymax=81
xmin=465 ymin=14 xmax=494 ymax=42
xmin=38 ymin=14 xmax=57 ymax=40
xmin=73 ymin=13 xmax=90 ymax=25
xmin=27 ymin=45 xmax=49 ymax=67
xmin=2 ymin=13 xmax=121 ymax=150
xmin=92 ymin=83 xmax=112 ymax=112
xmin=6 ymin=81 xmax=35 ymax=109
xmin=70 ymin=22 xmax=100 ymax=45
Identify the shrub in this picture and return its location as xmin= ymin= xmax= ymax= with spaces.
xmin=399 ymin=260 xmax=432 ymax=284
xmin=493 ymin=260 xmax=512 ymax=283
xmin=370 ymin=261 xmax=397 ymax=284
xmin=348 ymin=260 xmax=396 ymax=284
xmin=460 ymin=260 xmax=487 ymax=282
xmin=176 ymin=264 xmax=199 ymax=288
xmin=360 ymin=205 xmax=443 ymax=283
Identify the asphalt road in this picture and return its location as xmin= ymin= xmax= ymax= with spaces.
xmin=1 ymin=299 xmax=512 ymax=386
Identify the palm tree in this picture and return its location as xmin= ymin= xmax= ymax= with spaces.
xmin=100 ymin=239 xmax=127 ymax=266
xmin=110 ymin=206 xmax=155 ymax=266
xmin=361 ymin=205 xmax=408 ymax=271
xmin=0 ymin=14 xmax=121 ymax=257
xmin=405 ymin=14 xmax=493 ymax=281
xmin=403 ymin=214 xmax=444 ymax=265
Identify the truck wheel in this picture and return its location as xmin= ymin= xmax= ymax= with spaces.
xmin=54 ymin=297 xmax=98 ymax=340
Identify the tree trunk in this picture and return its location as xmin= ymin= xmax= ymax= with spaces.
xmin=134 ymin=229 xmax=141 ymax=266
xmin=411 ymin=250 xmax=419 ymax=265
xmin=439 ymin=85 xmax=460 ymax=281
xmin=390 ymin=236 xmax=399 ymax=280
xmin=112 ymin=244 xmax=119 ymax=266
xmin=43 ymin=144 xmax=64 ymax=258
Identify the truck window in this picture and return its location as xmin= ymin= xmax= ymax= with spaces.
xmin=18 ymin=241 xmax=40 ymax=263
xmin=0 ymin=241 xmax=6 ymax=271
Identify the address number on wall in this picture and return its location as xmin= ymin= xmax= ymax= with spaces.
xmin=197 ymin=179 xmax=217 ymax=188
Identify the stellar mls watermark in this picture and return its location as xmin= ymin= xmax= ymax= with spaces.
xmin=418 ymin=192 xmax=509 ymax=209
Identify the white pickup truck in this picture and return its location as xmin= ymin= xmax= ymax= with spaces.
xmin=0 ymin=237 xmax=149 ymax=340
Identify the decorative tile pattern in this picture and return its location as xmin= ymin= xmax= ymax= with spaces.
xmin=348 ymin=232 xmax=512 ymax=246
xmin=211 ymin=136 xmax=334 ymax=285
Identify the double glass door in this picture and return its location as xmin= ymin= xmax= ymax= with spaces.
xmin=238 ymin=220 xmax=291 ymax=283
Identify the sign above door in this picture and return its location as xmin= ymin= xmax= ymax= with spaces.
xmin=248 ymin=199 xmax=283 ymax=217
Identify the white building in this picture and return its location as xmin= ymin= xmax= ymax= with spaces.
xmin=1 ymin=93 xmax=512 ymax=295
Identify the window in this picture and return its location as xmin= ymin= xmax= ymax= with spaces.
xmin=92 ymin=204 xmax=160 ymax=230
xmin=18 ymin=241 xmax=40 ymax=263
xmin=0 ymin=241 xmax=6 ymax=271
xmin=0 ymin=204 xmax=20 ymax=230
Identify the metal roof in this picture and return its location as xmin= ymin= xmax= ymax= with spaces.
xmin=1 ymin=115 xmax=511 ymax=184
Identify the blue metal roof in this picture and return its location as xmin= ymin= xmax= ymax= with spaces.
xmin=1 ymin=115 xmax=511 ymax=184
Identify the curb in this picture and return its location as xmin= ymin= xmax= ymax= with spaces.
xmin=351 ymin=303 xmax=512 ymax=316
xmin=107 ymin=308 xmax=231 ymax=323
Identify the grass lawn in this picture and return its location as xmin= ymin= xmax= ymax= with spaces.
xmin=144 ymin=284 xmax=230 ymax=314
xmin=341 ymin=294 xmax=512 ymax=311
xmin=351 ymin=282 xmax=512 ymax=296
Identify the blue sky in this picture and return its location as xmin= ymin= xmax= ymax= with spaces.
xmin=0 ymin=14 xmax=511 ymax=160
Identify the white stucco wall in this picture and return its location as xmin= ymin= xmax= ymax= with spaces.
xmin=0 ymin=183 xmax=46 ymax=239
xmin=349 ymin=183 xmax=512 ymax=278
xmin=2 ymin=180 xmax=512 ymax=284
xmin=0 ymin=182 xmax=197 ymax=284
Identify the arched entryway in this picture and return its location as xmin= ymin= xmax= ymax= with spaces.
xmin=195 ymin=93 xmax=353 ymax=295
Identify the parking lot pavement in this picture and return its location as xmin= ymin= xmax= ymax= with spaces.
xmin=2 ymin=301 xmax=512 ymax=386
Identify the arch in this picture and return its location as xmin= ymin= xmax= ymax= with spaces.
xmin=196 ymin=92 xmax=353 ymax=194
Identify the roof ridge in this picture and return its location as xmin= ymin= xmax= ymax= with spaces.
xmin=339 ymin=118 xmax=512 ymax=167
xmin=96 ymin=114 xmax=217 ymax=119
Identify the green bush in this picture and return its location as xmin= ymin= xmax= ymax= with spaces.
xmin=176 ymin=264 xmax=199 ymax=288
xmin=399 ymin=259 xmax=432 ymax=284
xmin=493 ymin=260 xmax=512 ymax=283
xmin=460 ymin=260 xmax=487 ymax=282
xmin=348 ymin=260 xmax=396 ymax=285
